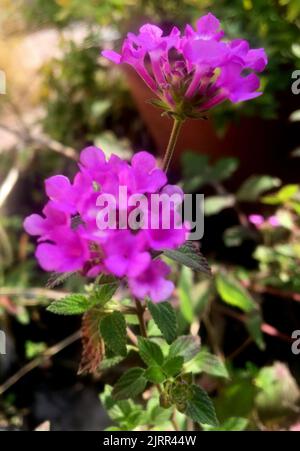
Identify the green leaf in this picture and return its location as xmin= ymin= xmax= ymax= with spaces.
xmin=215 ymin=272 xmax=256 ymax=312
xmin=99 ymin=311 xmax=127 ymax=357
xmin=112 ymin=368 xmax=147 ymax=400
xmin=236 ymin=175 xmax=281 ymax=202
xmin=186 ymin=384 xmax=218 ymax=426
xmin=147 ymin=301 xmax=177 ymax=344
xmin=99 ymin=355 xmax=125 ymax=371
xmin=184 ymin=349 xmax=229 ymax=378
xmin=169 ymin=335 xmax=200 ymax=362
xmin=223 ymin=225 xmax=254 ymax=248
xmin=164 ymin=241 xmax=211 ymax=275
xmin=162 ymin=356 xmax=184 ymax=377
xmin=92 ymin=275 xmax=119 ymax=306
xmin=210 ymin=157 xmax=239 ymax=182
xmin=144 ymin=366 xmax=166 ymax=383
xmin=47 ymin=294 xmax=90 ymax=315
xmin=204 ymin=195 xmax=235 ymax=215
xmin=137 ymin=337 xmax=164 ymax=367
xmin=245 ymin=311 xmax=266 ymax=351
xmin=100 ymin=385 xmax=143 ymax=429
xmin=25 ymin=341 xmax=46 ymax=359
xmin=203 ymin=417 xmax=248 ymax=431
xmin=261 ymin=184 xmax=299 ymax=205
xmin=182 ymin=152 xmax=210 ymax=191
xmin=178 ymin=267 xmax=194 ymax=323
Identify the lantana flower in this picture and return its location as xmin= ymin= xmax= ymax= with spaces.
xmin=102 ymin=13 xmax=267 ymax=119
xmin=24 ymin=147 xmax=187 ymax=302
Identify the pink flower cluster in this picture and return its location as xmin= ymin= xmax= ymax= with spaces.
xmin=102 ymin=13 xmax=267 ymax=117
xmin=249 ymin=214 xmax=280 ymax=229
xmin=24 ymin=148 xmax=186 ymax=302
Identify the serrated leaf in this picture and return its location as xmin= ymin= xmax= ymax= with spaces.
xmin=184 ymin=349 xmax=229 ymax=378
xmin=169 ymin=335 xmax=201 ymax=362
xmin=78 ymin=309 xmax=105 ymax=375
xmin=112 ymin=368 xmax=147 ymax=400
xmin=215 ymin=272 xmax=256 ymax=312
xmin=137 ymin=337 xmax=164 ymax=367
xmin=164 ymin=241 xmax=211 ymax=275
xmin=144 ymin=366 xmax=166 ymax=383
xmin=47 ymin=294 xmax=90 ymax=315
xmin=99 ymin=311 xmax=127 ymax=357
xmin=236 ymin=175 xmax=281 ymax=202
xmin=92 ymin=275 xmax=119 ymax=306
xmin=99 ymin=355 xmax=125 ymax=371
xmin=147 ymin=301 xmax=177 ymax=344
xmin=162 ymin=356 xmax=184 ymax=377
xmin=186 ymin=384 xmax=218 ymax=426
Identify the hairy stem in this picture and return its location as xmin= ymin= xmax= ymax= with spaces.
xmin=162 ymin=118 xmax=183 ymax=172
xmin=134 ymin=298 xmax=147 ymax=337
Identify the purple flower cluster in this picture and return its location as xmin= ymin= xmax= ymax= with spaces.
xmin=24 ymin=148 xmax=186 ymax=302
xmin=102 ymin=13 xmax=267 ymax=117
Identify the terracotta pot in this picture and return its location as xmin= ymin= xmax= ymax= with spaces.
xmin=124 ymin=66 xmax=298 ymax=186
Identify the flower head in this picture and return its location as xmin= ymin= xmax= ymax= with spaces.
xmin=102 ymin=13 xmax=267 ymax=119
xmin=24 ymin=147 xmax=186 ymax=302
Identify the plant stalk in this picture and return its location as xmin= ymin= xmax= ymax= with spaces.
xmin=162 ymin=118 xmax=183 ymax=172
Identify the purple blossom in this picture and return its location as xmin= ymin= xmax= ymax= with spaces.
xmin=24 ymin=147 xmax=186 ymax=302
xmin=102 ymin=13 xmax=267 ymax=118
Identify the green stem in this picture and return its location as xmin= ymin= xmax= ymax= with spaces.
xmin=162 ymin=118 xmax=183 ymax=172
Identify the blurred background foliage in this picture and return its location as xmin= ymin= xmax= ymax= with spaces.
xmin=0 ymin=0 xmax=300 ymax=431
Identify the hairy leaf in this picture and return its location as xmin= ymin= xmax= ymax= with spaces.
xmin=184 ymin=349 xmax=229 ymax=378
xmin=162 ymin=356 xmax=184 ymax=377
xmin=137 ymin=337 xmax=164 ymax=367
xmin=47 ymin=294 xmax=91 ymax=315
xmin=78 ymin=309 xmax=105 ymax=375
xmin=99 ymin=311 xmax=127 ymax=357
xmin=147 ymin=301 xmax=177 ymax=344
xmin=169 ymin=335 xmax=201 ymax=362
xmin=186 ymin=384 xmax=218 ymax=426
xmin=112 ymin=368 xmax=147 ymax=400
xmin=144 ymin=366 xmax=166 ymax=383
xmin=164 ymin=241 xmax=211 ymax=275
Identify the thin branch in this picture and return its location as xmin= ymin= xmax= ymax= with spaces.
xmin=0 ymin=330 xmax=81 ymax=395
xmin=203 ymin=314 xmax=224 ymax=358
xmin=215 ymin=304 xmax=292 ymax=343
xmin=126 ymin=326 xmax=138 ymax=346
xmin=0 ymin=287 xmax=67 ymax=301
xmin=242 ymin=280 xmax=300 ymax=304
xmin=227 ymin=337 xmax=253 ymax=361
xmin=0 ymin=123 xmax=78 ymax=161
